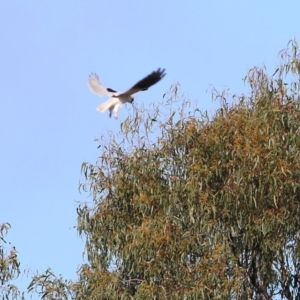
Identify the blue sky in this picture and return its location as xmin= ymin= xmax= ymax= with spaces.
xmin=1 ymin=0 xmax=300 ymax=295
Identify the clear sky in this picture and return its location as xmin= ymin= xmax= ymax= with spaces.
xmin=1 ymin=0 xmax=300 ymax=296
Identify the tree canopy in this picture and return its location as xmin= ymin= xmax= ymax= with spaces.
xmin=3 ymin=40 xmax=300 ymax=300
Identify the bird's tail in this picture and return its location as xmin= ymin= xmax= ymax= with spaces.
xmin=96 ymin=97 xmax=119 ymax=113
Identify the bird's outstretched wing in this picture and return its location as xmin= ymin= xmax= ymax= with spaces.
xmin=120 ymin=68 xmax=166 ymax=96
xmin=88 ymin=73 xmax=118 ymax=97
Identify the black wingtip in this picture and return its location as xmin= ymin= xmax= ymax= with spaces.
xmin=153 ymin=68 xmax=166 ymax=82
xmin=159 ymin=68 xmax=166 ymax=78
xmin=131 ymin=68 xmax=166 ymax=91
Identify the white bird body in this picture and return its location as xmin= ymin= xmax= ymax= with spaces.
xmin=96 ymin=95 xmax=132 ymax=119
xmin=88 ymin=69 xmax=166 ymax=119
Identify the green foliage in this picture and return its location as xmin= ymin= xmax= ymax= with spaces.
xmin=28 ymin=269 xmax=75 ymax=300
xmin=0 ymin=223 xmax=24 ymax=300
xmin=8 ymin=39 xmax=300 ymax=300
xmin=76 ymin=39 xmax=300 ymax=299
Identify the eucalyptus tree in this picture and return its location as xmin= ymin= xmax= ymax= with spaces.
xmin=14 ymin=40 xmax=300 ymax=299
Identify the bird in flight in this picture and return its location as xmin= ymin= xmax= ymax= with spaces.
xmin=88 ymin=68 xmax=166 ymax=119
